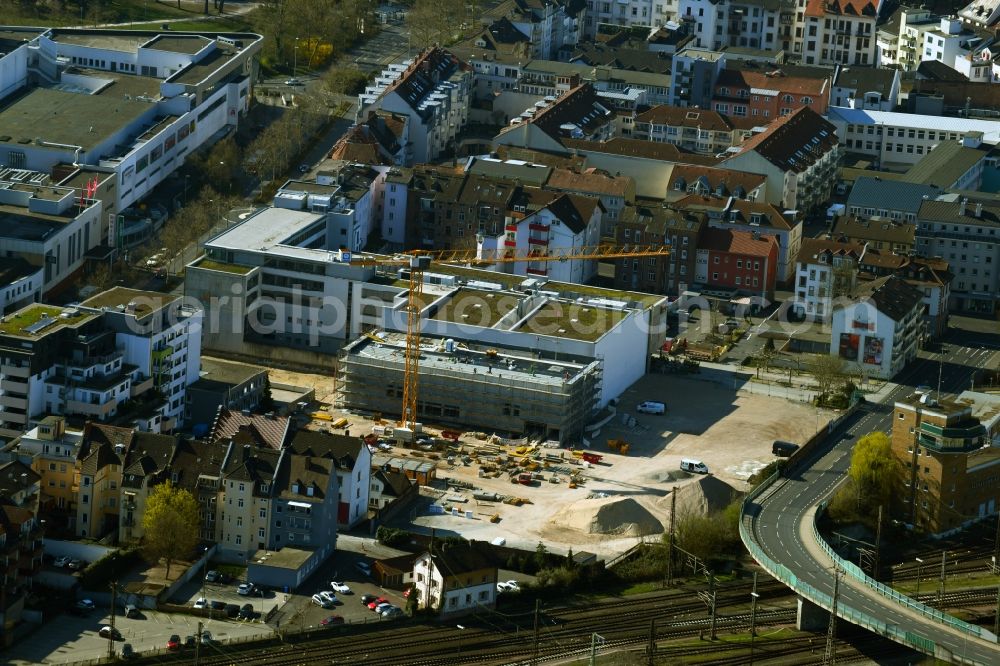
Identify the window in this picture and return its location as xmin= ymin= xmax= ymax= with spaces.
xmin=259 ymin=508 xmax=266 ymax=518
xmin=235 ymin=535 xmax=242 ymax=545
xmin=258 ymin=528 xmax=265 ymax=539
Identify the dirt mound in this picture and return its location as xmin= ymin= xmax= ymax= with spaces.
xmin=549 ymin=496 xmax=664 ymax=537
xmin=659 ymin=476 xmax=739 ymax=518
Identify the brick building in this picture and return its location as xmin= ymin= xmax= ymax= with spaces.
xmin=891 ymin=392 xmax=1000 ymax=535
xmin=694 ymin=227 xmax=779 ymax=299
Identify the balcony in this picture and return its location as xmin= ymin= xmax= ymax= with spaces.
xmin=66 ymin=399 xmax=117 ymax=418
xmin=0 ymin=364 xmax=30 ymax=379
xmin=1 ymin=379 xmax=28 ymax=394
xmin=0 ymin=395 xmax=27 ymax=410
xmin=130 ymin=376 xmax=154 ymax=398
xmin=528 ymin=236 xmax=549 ymax=246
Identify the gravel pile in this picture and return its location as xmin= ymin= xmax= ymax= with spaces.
xmin=550 ymin=496 xmax=664 ymax=537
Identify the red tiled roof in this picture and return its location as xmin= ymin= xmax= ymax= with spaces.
xmin=715 ymin=68 xmax=830 ymax=97
xmin=699 ymin=226 xmax=777 ymax=257
xmin=667 ymin=165 xmax=767 ymax=197
xmin=562 ymin=137 xmax=722 ymax=165
xmin=805 ymin=0 xmax=877 ymax=17
xmin=635 ymin=105 xmax=741 ymax=132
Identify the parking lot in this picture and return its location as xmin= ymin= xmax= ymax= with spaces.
xmin=3 ymin=603 xmax=269 ymax=665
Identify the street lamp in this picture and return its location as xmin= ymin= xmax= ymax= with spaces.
xmin=749 ymin=591 xmax=760 ymax=664
xmin=292 ymin=37 xmax=300 ymax=77
xmin=915 ymin=557 xmax=924 ymax=598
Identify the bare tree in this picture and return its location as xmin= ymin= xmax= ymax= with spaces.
xmin=807 ymin=354 xmax=845 ymax=401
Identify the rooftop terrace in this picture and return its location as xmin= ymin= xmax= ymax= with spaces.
xmin=0 ymin=303 xmax=96 ymax=338
xmin=79 ymin=287 xmax=180 ymax=316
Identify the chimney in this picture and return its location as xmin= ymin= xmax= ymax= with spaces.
xmin=959 ymin=197 xmax=968 ymax=216
xmin=242 ymin=444 xmax=251 ymax=462
xmin=974 ymin=202 xmax=983 ymax=218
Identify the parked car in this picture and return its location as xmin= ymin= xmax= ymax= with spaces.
xmin=225 ymin=603 xmax=241 ymax=618
xmin=167 ymin=635 xmax=182 ymax=651
xmin=382 ymin=606 xmax=405 ymax=618
xmin=504 ymin=580 xmax=520 ymax=591
xmin=496 ymin=582 xmax=513 ymax=593
xmin=67 ymin=559 xmax=85 ymax=570
xmin=330 ymin=581 xmax=351 ymax=594
xmin=53 ymin=555 xmax=71 ymax=568
xmin=193 ymin=597 xmax=207 ymax=609
xmin=374 ymin=602 xmax=393 ymax=614
xmin=238 ymin=604 xmax=255 ymax=620
xmin=200 ymin=630 xmax=215 ymax=644
xmin=73 ymin=599 xmax=96 ymax=614
xmin=378 ymin=604 xmax=401 ymax=616
xmin=237 ymin=583 xmax=257 ymax=596
xmin=184 ymin=635 xmax=196 ymax=649
xmin=99 ymin=626 xmax=122 ymax=640
xmin=355 ymin=561 xmax=372 ymax=576
xmin=124 ymin=604 xmax=139 ymax=618
xmin=209 ymin=600 xmax=226 ymax=611
xmin=311 ymin=593 xmax=335 ymax=609
xmin=205 ymin=570 xmax=222 ymax=583
xmin=367 ymin=596 xmax=388 ymax=611
xmin=120 ymin=643 xmax=135 ymax=659
xmin=679 ymin=458 xmax=708 ymax=474
xmin=319 ymin=590 xmax=338 ymax=605
xmin=284 ymin=78 xmax=303 ymax=86
xmin=636 ymin=401 xmax=665 ymax=415
xmin=360 ymin=594 xmax=378 ymax=606
xmin=320 ymin=615 xmax=345 ymax=626
xmin=298 ymin=164 xmax=310 ymax=174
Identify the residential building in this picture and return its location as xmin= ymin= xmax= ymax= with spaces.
xmin=676 ymin=194 xmax=801 ymax=282
xmin=614 ymin=202 xmax=705 ymax=296
xmin=217 ymin=443 xmax=280 ymax=561
xmin=542 ymin=166 xmax=636 ymax=236
xmin=495 ymin=83 xmax=615 ymax=154
xmin=889 ymin=7 xmax=945 ymax=71
xmin=679 ymin=0 xmax=783 ymax=51
xmin=631 ymin=105 xmax=758 ymax=154
xmin=694 ymin=226 xmax=778 ymax=298
xmin=10 ymin=416 xmax=81 ymax=523
xmin=476 ymin=193 xmax=604 ymax=283
xmin=858 ymin=251 xmax=953 ymax=338
xmin=920 ymin=17 xmax=980 ymax=68
xmin=329 ymin=111 xmax=408 ymax=167
xmin=830 ymin=65 xmax=900 ymax=110
xmin=662 ymin=165 xmax=768 ymax=204
xmin=915 ymin=196 xmax=1000 ymax=314
xmin=0 ymin=502 xmax=43 ymax=647
xmin=357 ymin=48 xmax=472 ymax=165
xmin=368 ymin=468 xmax=416 ymax=513
xmin=669 ymin=47 xmax=727 ymax=107
xmin=513 ymin=58 xmax=673 ymax=105
xmin=891 ymin=391 xmax=1000 ymax=535
xmin=118 ymin=431 xmax=176 ymax=544
xmin=722 ymin=106 xmax=839 ymax=213
xmin=270 ymin=441 xmax=339 ymax=555
xmin=0 ymin=459 xmax=40 ymax=513
xmin=568 ymin=34 xmax=683 ymax=72
xmin=827 ymin=107 xmax=1000 ymax=171
xmin=958 ymin=0 xmax=1000 ymax=29
xmin=830 ymin=275 xmax=923 ymax=379
xmin=0 ymin=27 xmax=262 ymax=215
xmin=793 ymin=237 xmax=865 ymax=321
xmin=167 ymin=437 xmax=228 ymax=543
xmin=711 ymin=66 xmax=831 ymax=119
xmin=797 ymin=0 xmax=881 ymax=67
xmin=846 ymin=178 xmax=941 ymax=223
xmin=413 ymin=543 xmax=498 ymax=616
xmin=585 ymin=0 xmax=663 ymax=38
xmin=503 ymin=0 xmax=585 ymax=59
xmin=74 ymin=423 xmax=130 ymax=538
xmin=0 ymin=288 xmax=202 ymax=440
xmin=832 ymin=215 xmax=915 ymax=254
xmin=287 ymin=430 xmax=371 ymax=529
xmin=185 ymin=359 xmax=269 ymax=431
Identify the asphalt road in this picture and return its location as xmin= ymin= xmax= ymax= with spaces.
xmin=747 ymin=323 xmax=1000 ymax=664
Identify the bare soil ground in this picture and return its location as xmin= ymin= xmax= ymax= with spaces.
xmin=372 ymin=373 xmax=835 ymax=558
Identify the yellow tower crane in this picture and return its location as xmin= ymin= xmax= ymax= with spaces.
xmin=348 ymin=243 xmax=670 ymax=427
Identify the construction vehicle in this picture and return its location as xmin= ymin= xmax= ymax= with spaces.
xmin=346 ymin=244 xmax=671 ymax=428
xmin=571 ymin=450 xmax=603 ymax=464
xmin=516 ymin=472 xmax=534 ymax=485
xmin=607 ymin=439 xmax=631 ymax=455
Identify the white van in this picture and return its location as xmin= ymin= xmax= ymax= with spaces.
xmin=680 ymin=459 xmax=708 ymax=474
xmin=637 ymin=401 xmax=666 ymax=414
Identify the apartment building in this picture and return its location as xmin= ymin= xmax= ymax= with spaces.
xmin=515 ymin=59 xmax=672 ymax=104
xmin=827 ymin=107 xmax=1000 ymax=170
xmin=830 ymin=275 xmax=922 ymax=379
xmin=217 ymin=444 xmax=280 ymax=561
xmin=915 ymin=196 xmax=1000 ymax=314
xmin=357 ymin=48 xmax=472 ymax=165
xmin=585 ymin=0 xmax=663 ymax=38
xmin=694 ymin=226 xmax=779 ymax=299
xmin=722 ymin=106 xmax=839 ymax=213
xmin=631 ymin=105 xmax=757 ymax=153
xmin=858 ymin=251 xmax=953 ymax=338
xmin=830 ymin=65 xmax=900 ymax=110
xmin=832 ymin=215 xmax=914 ymax=254
xmin=899 ymin=140 xmax=990 ymax=191
xmin=669 ymin=47 xmax=727 ymax=107
xmin=711 ymin=67 xmax=831 ymax=119
xmin=75 ymin=423 xmax=131 ymax=538
xmin=12 ymin=416 xmax=82 ymax=519
xmin=413 ymin=543 xmax=498 ymax=616
xmin=185 ymin=359 xmax=269 ymax=431
xmin=0 ymin=259 xmax=42 ymax=318
xmin=797 ymin=0 xmax=881 ymax=66
xmin=678 ymin=0 xmax=782 ymax=51
xmin=663 ymin=165 xmax=768 ymax=204
xmin=118 ymin=431 xmax=176 ymax=544
xmin=0 ymin=487 xmax=43 ymax=647
xmin=0 ymin=288 xmax=202 ymax=440
xmin=504 ymin=0 xmax=585 ymax=59
xmin=614 ymin=203 xmax=705 ymax=295
xmin=495 ymin=83 xmax=615 ymax=154
xmin=0 ymin=27 xmax=262 ymax=216
xmin=793 ymin=237 xmax=865 ymax=321
xmin=891 ymin=391 xmax=1000 ymax=535
xmin=288 ymin=430 xmax=371 ymax=529
xmin=270 ymin=444 xmax=339 ymax=555
xmin=846 ymin=178 xmax=940 ymax=223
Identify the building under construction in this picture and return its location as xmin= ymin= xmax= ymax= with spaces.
xmin=338 ymin=332 xmax=602 ymax=444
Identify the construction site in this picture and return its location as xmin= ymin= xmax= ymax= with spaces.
xmin=334 ymin=371 xmax=835 ymax=558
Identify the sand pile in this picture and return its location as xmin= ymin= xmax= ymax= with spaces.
xmin=659 ymin=475 xmax=739 ymax=518
xmin=549 ymin=496 xmax=664 ymax=537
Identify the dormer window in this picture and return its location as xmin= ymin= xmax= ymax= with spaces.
xmin=292 ymin=483 xmax=300 ymax=494
xmin=307 ymin=486 xmax=314 ymax=497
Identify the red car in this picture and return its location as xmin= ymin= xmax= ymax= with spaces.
xmin=167 ymin=634 xmax=181 ymax=651
xmin=367 ymin=597 xmax=388 ymax=611
xmin=320 ymin=615 xmax=344 ymax=626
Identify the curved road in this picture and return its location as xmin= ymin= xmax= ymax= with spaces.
xmin=746 ymin=327 xmax=1000 ymax=664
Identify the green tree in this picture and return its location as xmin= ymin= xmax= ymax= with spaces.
xmin=848 ymin=431 xmax=900 ymax=511
xmin=534 ymin=541 xmax=548 ymax=571
xmin=674 ymin=500 xmax=742 ymax=569
xmin=141 ymin=481 xmax=200 ymax=579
